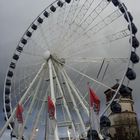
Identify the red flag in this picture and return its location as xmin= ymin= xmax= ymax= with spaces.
xmin=16 ymin=104 xmax=23 ymax=123
xmin=88 ymin=86 xmax=100 ymax=113
xmin=48 ymin=96 xmax=55 ymax=119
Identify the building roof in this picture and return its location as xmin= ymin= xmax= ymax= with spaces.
xmin=104 ymin=83 xmax=119 ymax=95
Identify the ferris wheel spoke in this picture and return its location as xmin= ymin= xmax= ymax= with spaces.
xmin=0 ymin=63 xmax=45 ymax=137
xmin=38 ymin=26 xmax=52 ymax=49
xmin=83 ymin=28 xmax=130 ymax=46
xmin=62 ymin=0 xmax=109 ymax=47
xmin=64 ymin=0 xmax=80 ymax=24
xmin=55 ymin=2 xmax=68 ymax=29
xmin=85 ymin=9 xmax=123 ymax=36
xmin=57 ymin=22 xmax=89 ymax=53
xmin=63 ymin=68 xmax=89 ymax=114
xmin=61 ymin=0 xmax=109 ymax=45
xmin=66 ymin=57 xmax=128 ymax=63
xmin=49 ymin=9 xmax=66 ymax=49
xmin=51 ymin=62 xmax=77 ymax=138
xmin=60 ymin=9 xmax=123 ymax=54
xmin=56 ymin=23 xmax=86 ymax=54
xmin=71 ymin=0 xmax=95 ymax=25
xmin=59 ymin=0 xmax=110 ymax=52
xmin=12 ymin=62 xmax=43 ymax=94
xmin=56 ymin=60 xmax=116 ymax=92
xmin=29 ymin=101 xmax=46 ymax=140
xmin=13 ymin=81 xmax=35 ymax=104
xmin=105 ymin=28 xmax=130 ymax=42
xmin=18 ymin=62 xmax=43 ymax=70
xmin=14 ymin=64 xmax=41 ymax=83
xmin=44 ymin=14 xmax=58 ymax=50
xmin=72 ymin=63 xmax=90 ymax=88
xmin=62 ymin=28 xmax=130 ymax=56
xmin=57 ymin=31 xmax=87 ymax=56
xmin=56 ymin=0 xmax=81 ymax=49
xmin=41 ymin=3 xmax=66 ymax=52
xmin=56 ymin=3 xmax=67 ymax=25
xmin=34 ymin=2 xmax=68 ymax=52
xmin=29 ymin=78 xmax=50 ymax=139
xmin=31 ymin=39 xmax=46 ymax=52
xmin=22 ymin=90 xmax=36 ymax=108
xmin=23 ymin=37 xmax=46 ymax=57
xmin=56 ymin=61 xmax=90 ymax=112
xmin=17 ymin=68 xmax=46 ymax=139
xmin=80 ymin=0 xmax=110 ymax=27
xmin=63 ymin=41 xmax=121 ymax=60
xmin=29 ymin=84 xmax=49 ymax=140
xmin=51 ymin=4 xmax=67 ymax=50
xmin=13 ymin=62 xmax=43 ymax=82
xmin=29 ymin=88 xmax=45 ymax=115
xmin=59 ymin=64 xmax=87 ymax=137
xmin=22 ymin=51 xmax=43 ymax=58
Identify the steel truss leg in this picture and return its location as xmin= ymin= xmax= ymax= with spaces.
xmin=0 ymin=63 xmax=45 ymax=138
xmin=60 ymin=65 xmax=86 ymax=138
xmin=63 ymin=69 xmax=89 ymax=116
xmin=48 ymin=59 xmax=59 ymax=140
xmin=52 ymin=62 xmax=77 ymax=139
xmin=18 ymin=68 xmax=45 ymax=139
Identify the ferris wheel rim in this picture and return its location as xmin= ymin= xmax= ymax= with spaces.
xmin=2 ymin=0 xmax=139 ymax=139
xmin=2 ymin=0 xmax=70 ymax=132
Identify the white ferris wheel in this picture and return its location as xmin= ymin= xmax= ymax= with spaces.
xmin=1 ymin=0 xmax=139 ymax=139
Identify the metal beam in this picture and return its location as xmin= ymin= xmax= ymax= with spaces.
xmin=18 ymin=69 xmax=45 ymax=139
xmin=0 ymin=63 xmax=45 ymax=138
xmin=48 ymin=59 xmax=59 ymax=140
xmin=52 ymin=62 xmax=77 ymax=139
xmin=63 ymin=69 xmax=89 ymax=116
xmin=60 ymin=66 xmax=86 ymax=137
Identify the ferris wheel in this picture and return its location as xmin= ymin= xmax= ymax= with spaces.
xmin=1 ymin=0 xmax=139 ymax=139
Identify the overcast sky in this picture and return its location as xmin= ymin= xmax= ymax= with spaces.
xmin=0 ymin=0 xmax=140 ymax=138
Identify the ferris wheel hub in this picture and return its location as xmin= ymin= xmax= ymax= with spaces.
xmin=43 ymin=50 xmax=51 ymax=60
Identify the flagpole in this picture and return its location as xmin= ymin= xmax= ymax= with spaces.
xmin=88 ymin=84 xmax=92 ymax=140
xmin=88 ymin=84 xmax=104 ymax=140
xmin=45 ymin=100 xmax=48 ymax=140
xmin=87 ymin=83 xmax=91 ymax=140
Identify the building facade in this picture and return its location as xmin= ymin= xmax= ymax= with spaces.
xmin=104 ymin=84 xmax=140 ymax=140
